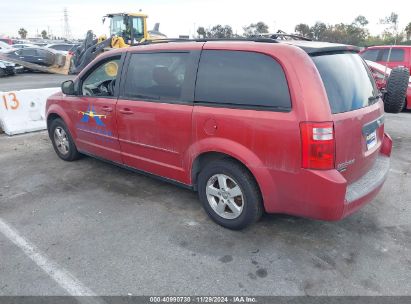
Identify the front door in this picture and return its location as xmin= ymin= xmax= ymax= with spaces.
xmin=69 ymin=55 xmax=123 ymax=163
xmin=116 ymin=51 xmax=199 ymax=183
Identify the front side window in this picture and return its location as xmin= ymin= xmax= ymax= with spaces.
xmin=123 ymin=52 xmax=189 ymax=100
xmin=195 ymin=50 xmax=291 ymax=110
xmin=82 ymin=57 xmax=120 ymax=97
xmin=110 ymin=16 xmax=126 ymax=37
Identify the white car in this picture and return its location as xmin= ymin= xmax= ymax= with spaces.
xmin=45 ymin=43 xmax=75 ymax=55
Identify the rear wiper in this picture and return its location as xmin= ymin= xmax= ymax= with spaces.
xmin=368 ymin=93 xmax=382 ymax=104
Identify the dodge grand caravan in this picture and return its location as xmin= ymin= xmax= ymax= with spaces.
xmin=46 ymin=39 xmax=392 ymax=229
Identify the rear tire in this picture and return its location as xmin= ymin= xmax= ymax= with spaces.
xmin=50 ymin=118 xmax=80 ymax=161
xmin=198 ymin=159 xmax=263 ymax=230
xmin=383 ymin=66 xmax=409 ymax=113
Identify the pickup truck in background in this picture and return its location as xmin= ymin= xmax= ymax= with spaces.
xmin=360 ymin=45 xmax=411 ymax=75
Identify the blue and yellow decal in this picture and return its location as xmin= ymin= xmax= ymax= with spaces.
xmin=78 ymin=104 xmax=106 ymax=126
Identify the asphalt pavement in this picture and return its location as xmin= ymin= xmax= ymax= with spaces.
xmin=0 ymin=112 xmax=410 ymax=296
xmin=0 ymin=72 xmax=75 ymax=91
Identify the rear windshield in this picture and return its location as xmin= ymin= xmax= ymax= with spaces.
xmin=312 ymin=53 xmax=378 ymax=114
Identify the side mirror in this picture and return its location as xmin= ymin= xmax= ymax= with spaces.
xmin=61 ymin=80 xmax=75 ymax=95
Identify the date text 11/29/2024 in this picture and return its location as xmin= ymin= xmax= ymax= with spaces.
xmin=149 ymin=296 xmax=257 ymax=303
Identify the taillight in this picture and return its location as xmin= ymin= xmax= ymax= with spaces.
xmin=300 ymin=122 xmax=335 ymax=170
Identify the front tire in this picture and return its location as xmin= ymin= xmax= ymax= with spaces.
xmin=49 ymin=118 xmax=80 ymax=161
xmin=198 ymin=159 xmax=263 ymax=230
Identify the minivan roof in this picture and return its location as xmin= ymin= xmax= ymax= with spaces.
xmin=124 ymin=38 xmax=360 ymax=55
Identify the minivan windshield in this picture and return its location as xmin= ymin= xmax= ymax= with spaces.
xmin=312 ymin=53 xmax=378 ymax=114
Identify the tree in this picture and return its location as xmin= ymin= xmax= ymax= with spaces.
xmin=380 ymin=12 xmax=399 ymax=40
xmin=41 ymin=30 xmax=48 ymax=39
xmin=311 ymin=22 xmax=327 ymax=41
xmin=243 ymin=22 xmax=269 ymax=37
xmin=405 ymin=22 xmax=411 ymax=40
xmin=294 ymin=23 xmax=312 ymax=38
xmin=197 ymin=26 xmax=206 ymax=38
xmin=18 ymin=28 xmax=28 ymax=39
xmin=353 ymin=15 xmax=369 ymax=27
xmin=202 ymin=25 xmax=234 ymax=38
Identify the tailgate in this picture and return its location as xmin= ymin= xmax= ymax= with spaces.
xmin=312 ymin=52 xmax=384 ymax=184
xmin=333 ymin=101 xmax=384 ymax=183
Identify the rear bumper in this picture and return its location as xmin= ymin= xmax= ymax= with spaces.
xmin=263 ymin=133 xmax=392 ymax=220
xmin=341 ymin=154 xmax=389 ymax=218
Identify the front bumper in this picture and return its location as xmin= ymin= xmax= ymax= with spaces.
xmin=1 ymin=66 xmax=15 ymax=75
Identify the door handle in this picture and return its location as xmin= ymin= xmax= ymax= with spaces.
xmin=119 ymin=108 xmax=134 ymax=115
xmin=102 ymin=106 xmax=113 ymax=112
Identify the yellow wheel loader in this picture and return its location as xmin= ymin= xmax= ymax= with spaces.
xmin=70 ymin=12 xmax=166 ymax=74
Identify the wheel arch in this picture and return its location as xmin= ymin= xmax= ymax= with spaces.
xmin=46 ymin=105 xmax=76 ymax=139
xmin=187 ymin=140 xmax=278 ymax=211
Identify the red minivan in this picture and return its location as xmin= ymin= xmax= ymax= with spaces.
xmin=46 ymin=39 xmax=392 ymax=229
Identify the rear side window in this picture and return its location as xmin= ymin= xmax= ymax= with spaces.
xmin=195 ymin=50 xmax=291 ymax=110
xmin=381 ymin=49 xmax=404 ymax=62
xmin=123 ymin=52 xmax=189 ymax=101
xmin=361 ymin=49 xmax=379 ymax=62
xmin=312 ymin=53 xmax=377 ymax=114
xmin=21 ymin=49 xmax=37 ymax=56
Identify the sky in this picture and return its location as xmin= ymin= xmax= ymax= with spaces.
xmin=0 ymin=0 xmax=410 ymax=39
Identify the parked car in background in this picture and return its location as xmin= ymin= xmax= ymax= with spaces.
xmin=0 ymin=60 xmax=17 ymax=76
xmin=0 ymin=37 xmax=13 ymax=45
xmin=0 ymin=41 xmax=12 ymax=50
xmin=68 ymin=44 xmax=80 ymax=56
xmin=366 ymin=60 xmax=411 ymax=111
xmin=12 ymin=43 xmax=37 ymax=49
xmin=3 ymin=47 xmax=60 ymax=67
xmin=47 ymin=40 xmax=392 ymax=229
xmin=360 ymin=45 xmax=411 ymax=75
xmin=46 ymin=43 xmax=75 ymax=55
xmin=33 ymin=43 xmax=48 ymax=47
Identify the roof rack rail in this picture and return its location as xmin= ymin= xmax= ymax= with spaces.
xmin=255 ymin=33 xmax=312 ymax=41
xmin=139 ymin=37 xmax=280 ymax=45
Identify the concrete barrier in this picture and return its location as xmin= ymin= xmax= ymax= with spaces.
xmin=0 ymin=87 xmax=60 ymax=136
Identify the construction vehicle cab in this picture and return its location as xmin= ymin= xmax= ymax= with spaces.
xmin=104 ymin=13 xmax=148 ymax=45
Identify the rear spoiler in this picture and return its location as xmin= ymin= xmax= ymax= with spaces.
xmin=282 ymin=41 xmax=361 ymax=55
xmin=305 ymin=45 xmax=361 ymax=56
